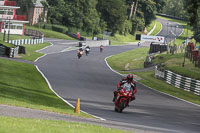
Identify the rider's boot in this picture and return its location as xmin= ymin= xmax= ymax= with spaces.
xmin=112 ymin=92 xmax=117 ymax=102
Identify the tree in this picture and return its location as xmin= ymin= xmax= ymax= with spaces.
xmin=139 ymin=0 xmax=156 ymax=26
xmin=184 ymin=0 xmax=200 ymax=42
xmin=162 ymin=0 xmax=187 ymax=19
xmin=97 ymin=0 xmax=127 ymax=34
xmin=153 ymin=0 xmax=166 ymax=12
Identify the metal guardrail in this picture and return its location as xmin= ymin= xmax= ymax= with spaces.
xmin=155 ymin=66 xmax=200 ymax=95
xmin=9 ymin=38 xmax=44 ymax=46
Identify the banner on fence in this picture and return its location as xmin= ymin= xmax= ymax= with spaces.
xmin=141 ymin=35 xmax=165 ymax=43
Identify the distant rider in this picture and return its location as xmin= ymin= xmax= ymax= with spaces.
xmin=77 ymin=48 xmax=84 ymax=57
xmin=85 ymin=45 xmax=90 ymax=55
xmin=100 ymin=45 xmax=104 ymax=52
xmin=113 ymin=73 xmax=137 ymax=102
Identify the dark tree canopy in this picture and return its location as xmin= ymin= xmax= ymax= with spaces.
xmin=43 ymin=0 xmax=165 ymax=35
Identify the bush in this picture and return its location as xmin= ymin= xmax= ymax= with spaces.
xmin=52 ymin=25 xmax=68 ymax=34
xmin=44 ymin=24 xmax=53 ymax=30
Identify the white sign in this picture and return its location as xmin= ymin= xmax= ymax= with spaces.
xmin=141 ymin=35 xmax=165 ymax=43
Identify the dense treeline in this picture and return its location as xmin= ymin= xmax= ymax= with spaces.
xmin=184 ymin=0 xmax=200 ymax=42
xmin=162 ymin=0 xmax=188 ymax=19
xmin=18 ymin=0 xmax=164 ymax=36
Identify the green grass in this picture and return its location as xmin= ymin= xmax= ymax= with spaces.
xmin=0 ymin=34 xmax=31 ymax=42
xmin=0 ymin=116 xmax=131 ymax=133
xmin=0 ymin=40 xmax=15 ymax=48
xmin=107 ymin=47 xmax=149 ymax=70
xmin=8 ymin=34 xmax=31 ymax=40
xmin=109 ymin=32 xmax=142 ymax=45
xmin=150 ymin=20 xmax=162 ymax=36
xmin=108 ymin=19 xmax=162 ymax=45
xmin=147 ymin=20 xmax=156 ymax=33
xmin=25 ymin=25 xmax=75 ymax=40
xmin=134 ymin=71 xmax=200 ymax=105
xmin=153 ymin=53 xmax=200 ymax=80
xmin=0 ymin=58 xmax=91 ymax=118
xmin=18 ymin=42 xmax=50 ymax=61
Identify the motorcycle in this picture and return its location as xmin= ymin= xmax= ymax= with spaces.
xmin=85 ymin=47 xmax=90 ymax=56
xmin=100 ymin=45 xmax=104 ymax=53
xmin=77 ymin=50 xmax=83 ymax=59
xmin=114 ymin=83 xmax=133 ymax=113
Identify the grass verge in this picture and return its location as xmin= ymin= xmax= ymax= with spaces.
xmin=150 ymin=20 xmax=162 ymax=36
xmin=107 ymin=47 xmax=149 ymax=70
xmin=18 ymin=42 xmax=51 ymax=61
xmin=0 ymin=116 xmax=131 ymax=133
xmin=0 ymin=58 xmax=91 ymax=118
xmin=153 ymin=53 xmax=200 ymax=80
xmin=25 ymin=25 xmax=75 ymax=40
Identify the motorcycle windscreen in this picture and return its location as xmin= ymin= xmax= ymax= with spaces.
xmin=123 ymin=83 xmax=131 ymax=92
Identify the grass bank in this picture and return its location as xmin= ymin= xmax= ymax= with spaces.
xmin=18 ymin=42 xmax=50 ymax=61
xmin=107 ymin=47 xmax=149 ymax=70
xmin=0 ymin=58 xmax=91 ymax=118
xmin=153 ymin=53 xmax=200 ymax=80
xmin=0 ymin=116 xmax=131 ymax=133
xmin=25 ymin=25 xmax=75 ymax=40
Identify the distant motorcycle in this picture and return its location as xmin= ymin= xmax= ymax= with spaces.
xmin=100 ymin=45 xmax=104 ymax=53
xmin=77 ymin=50 xmax=83 ymax=59
xmin=85 ymin=47 xmax=90 ymax=56
xmin=114 ymin=83 xmax=133 ymax=113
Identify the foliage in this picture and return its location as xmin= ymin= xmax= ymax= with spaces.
xmin=52 ymin=25 xmax=68 ymax=34
xmin=45 ymin=0 xmax=165 ymax=35
xmin=16 ymin=0 xmax=36 ymax=12
xmin=97 ymin=0 xmax=127 ymax=35
xmin=162 ymin=0 xmax=188 ymax=19
xmin=139 ymin=0 xmax=156 ymax=26
xmin=25 ymin=25 xmax=75 ymax=40
xmin=184 ymin=0 xmax=200 ymax=42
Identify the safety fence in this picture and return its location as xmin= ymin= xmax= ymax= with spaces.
xmin=9 ymin=38 xmax=44 ymax=46
xmin=155 ymin=66 xmax=200 ymax=96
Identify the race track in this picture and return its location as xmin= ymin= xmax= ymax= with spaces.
xmin=35 ymin=18 xmax=200 ymax=133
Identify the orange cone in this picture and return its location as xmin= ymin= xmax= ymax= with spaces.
xmin=74 ymin=98 xmax=80 ymax=114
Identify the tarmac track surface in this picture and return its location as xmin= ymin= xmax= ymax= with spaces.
xmin=34 ymin=19 xmax=200 ymax=133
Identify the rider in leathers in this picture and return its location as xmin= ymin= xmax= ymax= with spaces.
xmin=113 ymin=73 xmax=137 ymax=102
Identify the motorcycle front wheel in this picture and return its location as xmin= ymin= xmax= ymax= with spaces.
xmin=118 ymin=99 xmax=126 ymax=113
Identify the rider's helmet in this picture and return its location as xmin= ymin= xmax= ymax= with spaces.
xmin=127 ymin=73 xmax=133 ymax=83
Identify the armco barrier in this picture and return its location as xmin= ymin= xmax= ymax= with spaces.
xmin=155 ymin=66 xmax=200 ymax=95
xmin=9 ymin=38 xmax=44 ymax=46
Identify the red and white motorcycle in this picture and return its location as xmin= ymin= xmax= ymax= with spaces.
xmin=114 ymin=83 xmax=133 ymax=113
